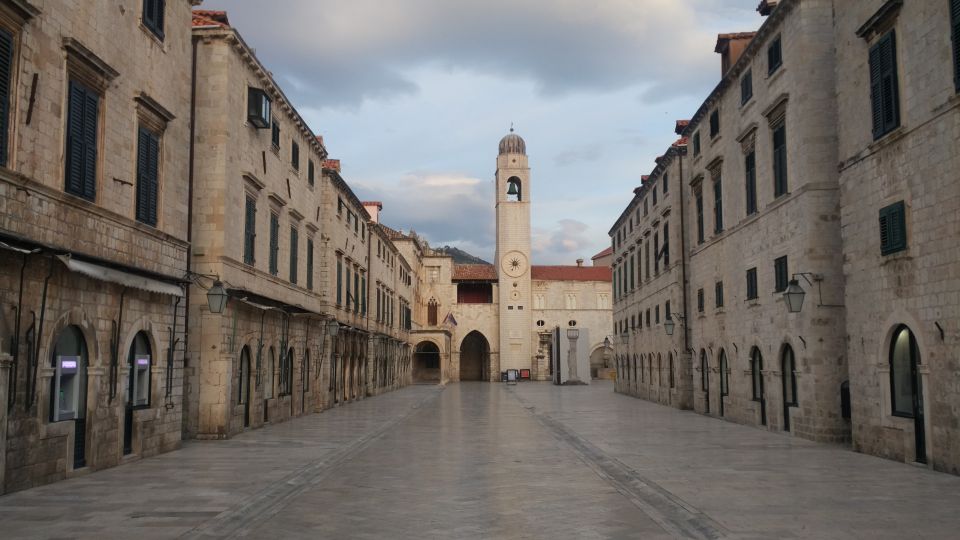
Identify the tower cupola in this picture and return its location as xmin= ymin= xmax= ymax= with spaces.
xmin=498 ymin=128 xmax=526 ymax=156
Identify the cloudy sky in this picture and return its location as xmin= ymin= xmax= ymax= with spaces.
xmin=204 ymin=0 xmax=764 ymax=264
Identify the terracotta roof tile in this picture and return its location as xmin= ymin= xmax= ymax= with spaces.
xmin=672 ymin=136 xmax=689 ymax=147
xmin=322 ymin=159 xmax=341 ymax=172
xmin=531 ymin=265 xmax=611 ymax=282
xmin=591 ymin=247 xmax=613 ymax=260
xmin=452 ymin=264 xmax=497 ymax=281
xmin=192 ymin=10 xmax=229 ymax=28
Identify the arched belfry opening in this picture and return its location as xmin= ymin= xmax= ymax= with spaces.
xmin=459 ymin=331 xmax=490 ymax=381
xmin=506 ymin=176 xmax=522 ymax=202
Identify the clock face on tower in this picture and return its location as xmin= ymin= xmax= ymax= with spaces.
xmin=501 ymin=251 xmax=528 ymax=278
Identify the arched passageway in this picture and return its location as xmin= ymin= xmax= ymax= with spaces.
xmin=413 ymin=341 xmax=441 ymax=383
xmin=459 ymin=331 xmax=490 ymax=381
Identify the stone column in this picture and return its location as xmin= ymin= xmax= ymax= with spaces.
xmin=567 ymin=335 xmax=580 ymax=383
xmin=0 ymin=352 xmax=11 ymax=494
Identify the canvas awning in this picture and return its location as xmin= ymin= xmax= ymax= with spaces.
xmin=57 ymin=255 xmax=183 ymax=297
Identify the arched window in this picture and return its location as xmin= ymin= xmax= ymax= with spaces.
xmin=890 ymin=325 xmax=919 ymax=417
xmin=128 ymin=331 xmax=152 ymax=408
xmin=427 ymin=299 xmax=438 ymax=326
xmin=648 ymin=353 xmax=653 ymax=384
xmin=285 ymin=347 xmax=295 ymax=395
xmin=639 ymin=355 xmax=644 ymax=382
xmin=265 ymin=347 xmax=275 ymax=399
xmin=669 ymin=353 xmax=675 ymax=389
xmin=719 ymin=349 xmax=729 ymax=397
xmin=50 ymin=326 xmax=88 ymax=423
xmin=751 ymin=347 xmax=764 ymax=400
xmin=782 ymin=345 xmax=797 ymax=406
xmin=238 ymin=346 xmax=250 ymax=405
xmin=700 ymin=349 xmax=709 ymax=391
xmin=506 ymin=176 xmax=522 ymax=201
xmin=303 ymin=349 xmax=310 ymax=392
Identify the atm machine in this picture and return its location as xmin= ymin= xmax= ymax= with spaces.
xmin=131 ymin=355 xmax=150 ymax=407
xmin=53 ymin=356 xmax=81 ymax=421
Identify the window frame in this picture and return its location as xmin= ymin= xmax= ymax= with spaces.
xmin=767 ymin=35 xmax=782 ymax=75
xmin=774 ymin=255 xmax=788 ymax=293
xmin=869 ymin=30 xmax=900 ymax=140
xmin=879 ymin=200 xmax=907 ymax=255
xmin=247 ymin=87 xmax=271 ymax=129
xmin=741 ymin=69 xmax=753 ymax=105
xmin=142 ymin=0 xmax=165 ymax=41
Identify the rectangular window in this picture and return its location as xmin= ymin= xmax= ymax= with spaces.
xmin=645 ymin=241 xmax=650 ymax=279
xmin=768 ymin=35 xmax=782 ymax=74
xmin=289 ymin=227 xmax=298 ymax=284
xmin=345 ymin=266 xmax=351 ymax=310
xmin=646 ymin=309 xmax=651 ymax=327
xmin=773 ymin=124 xmax=788 ymax=197
xmin=713 ymin=177 xmax=723 ymax=233
xmin=665 ymin=300 xmax=671 ymax=320
xmin=361 ymin=276 xmax=366 ymax=315
xmin=741 ymin=69 xmax=753 ymax=104
xmin=697 ymin=288 xmax=704 ymax=313
xmin=709 ymin=110 xmax=720 ymax=138
xmin=65 ymin=80 xmax=99 ymax=201
xmin=953 ymin=0 xmax=960 ymax=91
xmin=662 ymin=222 xmax=670 ymax=267
xmin=337 ymin=197 xmax=344 ymax=216
xmin=774 ymin=255 xmax=788 ymax=292
xmin=336 ymin=257 xmax=342 ymax=305
xmin=652 ymin=185 xmax=658 ymax=206
xmin=695 ymin=190 xmax=704 ymax=244
xmin=693 ymin=132 xmax=701 ymax=156
xmin=247 ymin=87 xmax=271 ymax=128
xmin=745 ymin=151 xmax=757 ymax=215
xmin=746 ymin=267 xmax=758 ymax=300
xmin=662 ymin=172 xmax=668 ymax=193
xmin=271 ymin=119 xmax=280 ymax=149
xmin=0 ymin=28 xmax=13 ymax=167
xmin=291 ymin=141 xmax=299 ymax=170
xmin=376 ymin=289 xmax=381 ymax=322
xmin=629 ymin=255 xmax=635 ymax=289
xmin=268 ymin=213 xmax=279 ymax=275
xmin=306 ymin=238 xmax=314 ymax=290
xmin=644 ymin=198 xmax=648 ymax=216
xmin=142 ymin=0 xmax=165 ymax=39
xmin=655 ymin=305 xmax=660 ymax=324
xmin=715 ymin=281 xmax=724 ymax=308
xmin=354 ymin=270 xmax=360 ymax=314
xmin=135 ymin=127 xmax=160 ymax=226
xmin=308 ymin=159 xmax=315 ymax=187
xmin=879 ymin=200 xmax=907 ymax=255
xmin=243 ymin=196 xmax=256 ymax=265
xmin=654 ymin=232 xmax=660 ymax=274
xmin=870 ymin=31 xmax=900 ymax=139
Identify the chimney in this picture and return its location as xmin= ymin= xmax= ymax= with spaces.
xmin=757 ymin=0 xmax=779 ymax=16
xmin=576 ymin=258 xmax=584 ymax=267
xmin=715 ymin=33 xmax=756 ymax=77
xmin=362 ymin=201 xmax=383 ymax=224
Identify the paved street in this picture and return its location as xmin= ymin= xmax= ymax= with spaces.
xmin=2 ymin=381 xmax=960 ymax=539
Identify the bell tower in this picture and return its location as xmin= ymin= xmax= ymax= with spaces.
xmin=495 ymin=128 xmax=533 ymax=374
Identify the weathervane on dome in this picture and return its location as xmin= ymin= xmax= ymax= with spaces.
xmin=510 ymin=122 xmax=514 ymax=133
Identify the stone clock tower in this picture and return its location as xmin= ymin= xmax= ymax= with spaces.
xmin=495 ymin=129 xmax=533 ymax=373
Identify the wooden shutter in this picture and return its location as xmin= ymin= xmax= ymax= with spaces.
xmin=745 ymin=152 xmax=757 ymax=213
xmin=773 ymin=126 xmax=787 ymax=196
xmin=336 ymin=259 xmax=342 ymax=305
xmin=306 ymin=239 xmax=313 ymax=290
xmin=289 ymin=227 xmax=298 ymax=283
xmin=243 ymin=197 xmax=256 ymax=264
xmin=136 ymin=128 xmax=159 ymax=226
xmin=870 ymin=32 xmax=899 ymax=139
xmin=269 ymin=214 xmax=279 ymax=274
xmin=65 ymin=81 xmax=98 ymax=201
xmin=879 ymin=201 xmax=907 ymax=255
xmin=952 ymin=0 xmax=960 ymax=91
xmin=0 ymin=28 xmax=13 ymax=167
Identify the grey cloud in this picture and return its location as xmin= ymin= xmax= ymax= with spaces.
xmin=532 ymin=219 xmax=596 ymax=264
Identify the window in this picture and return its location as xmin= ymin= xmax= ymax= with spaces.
xmin=662 ymin=222 xmax=670 ymax=267
xmin=653 ymin=232 xmax=659 ymax=274
xmin=719 ymin=349 xmax=729 ymax=397
xmin=745 ymin=151 xmax=757 ymax=215
xmin=715 ymin=281 xmax=724 ymax=308
xmin=869 ymin=31 xmax=900 ymax=140
xmin=697 ymin=288 xmax=704 ymax=313
xmin=782 ymin=345 xmax=797 ymax=406
xmin=953 ymin=0 xmax=960 ymax=91
xmin=746 ymin=267 xmax=758 ymax=300
xmin=289 ymin=227 xmax=298 ymax=284
xmin=713 ymin=177 xmax=723 ymax=233
xmin=665 ymin=300 xmax=671 ymax=321
xmin=695 ymin=189 xmax=704 ymax=244
xmin=243 ymin=196 xmax=256 ymax=265
xmin=271 ymin=119 xmax=280 ymax=149
xmin=700 ymin=350 xmax=709 ymax=391
xmin=774 ymin=256 xmax=788 ymax=293
xmin=65 ymin=80 xmax=100 ymax=201
xmin=879 ymin=200 xmax=907 ymax=255
xmin=345 ymin=266 xmax=352 ymax=310
xmin=268 ymin=213 xmax=279 ymax=276
xmin=773 ymin=123 xmax=788 ymax=197
xmin=890 ymin=325 xmax=919 ymax=417
xmin=768 ymin=35 xmax=782 ymax=74
xmin=306 ymin=238 xmax=314 ymax=290
xmin=142 ymin=0 xmax=165 ymax=39
xmin=669 ymin=354 xmax=675 ymax=388
xmin=49 ymin=326 xmax=88 ymax=426
xmin=662 ymin=172 xmax=669 ymax=193
xmin=655 ymin=305 xmax=660 ymax=324
xmin=646 ymin=309 xmax=651 ymax=327
xmin=644 ymin=198 xmax=648 ymax=216
xmin=360 ymin=275 xmax=366 ymax=315
xmin=741 ymin=69 xmax=753 ymax=104
xmin=308 ymin=159 xmax=315 ymax=187
xmin=0 ymin=28 xmax=13 ymax=167
xmin=428 ymin=299 xmax=438 ymax=326
xmin=709 ymin=110 xmax=720 ymax=138
xmin=337 ymin=197 xmax=344 ymax=217
xmin=282 ymin=348 xmax=294 ymax=395
xmin=336 ymin=257 xmax=342 ymax=305
xmin=247 ymin=87 xmax=271 ymax=128
xmin=652 ymin=185 xmax=658 ymax=206
xmin=751 ymin=347 xmax=764 ymax=400
xmin=693 ymin=132 xmax=701 ymax=156
xmin=264 ymin=348 xmax=274 ymax=400
xmin=135 ymin=127 xmax=160 ymax=226
xmin=291 ymin=141 xmax=299 ymax=171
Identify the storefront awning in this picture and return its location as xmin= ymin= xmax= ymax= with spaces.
xmin=57 ymin=255 xmax=183 ymax=297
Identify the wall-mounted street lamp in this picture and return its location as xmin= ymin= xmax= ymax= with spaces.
xmin=783 ymin=273 xmax=843 ymax=314
xmin=206 ymin=281 xmax=229 ymax=314
xmin=620 ymin=333 xmax=629 ymax=345
xmin=664 ymin=313 xmax=685 ymax=336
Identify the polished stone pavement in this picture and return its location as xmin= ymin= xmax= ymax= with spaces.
xmin=2 ymin=381 xmax=960 ymax=539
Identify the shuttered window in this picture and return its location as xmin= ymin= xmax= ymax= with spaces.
xmin=953 ymin=0 xmax=960 ymax=91
xmin=308 ymin=159 xmax=315 ymax=187
xmin=135 ymin=127 xmax=160 ymax=226
xmin=869 ymin=31 xmax=900 ymax=140
xmin=336 ymin=258 xmax=342 ymax=305
xmin=662 ymin=222 xmax=670 ymax=267
xmin=697 ymin=288 xmax=704 ymax=313
xmin=715 ymin=281 xmax=724 ymax=308
xmin=65 ymin=80 xmax=99 ymax=201
xmin=879 ymin=200 xmax=907 ymax=255
xmin=709 ymin=110 xmax=720 ymax=138
xmin=306 ymin=238 xmax=314 ymax=290
xmin=741 ymin=69 xmax=753 ymax=105
xmin=695 ymin=190 xmax=704 ymax=243
xmin=772 ymin=124 xmax=788 ymax=197
xmin=354 ymin=271 xmax=360 ymax=314
xmin=361 ymin=276 xmax=366 ymax=315
xmin=713 ymin=177 xmax=723 ymax=233
xmin=268 ymin=213 xmax=279 ymax=275
xmin=0 ymin=28 xmax=13 ymax=168
xmin=768 ymin=35 xmax=782 ymax=74
xmin=289 ymin=227 xmax=298 ymax=284
xmin=774 ymin=255 xmax=788 ymax=293
xmin=243 ymin=196 xmax=256 ymax=265
xmin=142 ymin=0 xmax=165 ymax=40
xmin=291 ymin=141 xmax=299 ymax=171
xmin=745 ymin=151 xmax=757 ymax=215
xmin=693 ymin=132 xmax=701 ymax=156
xmin=345 ymin=266 xmax=351 ymax=309
xmin=746 ymin=267 xmax=758 ymax=300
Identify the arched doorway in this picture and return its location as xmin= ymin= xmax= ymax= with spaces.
xmin=124 ymin=331 xmax=151 ymax=455
xmin=264 ymin=347 xmax=275 ymax=422
xmin=459 ymin=331 xmax=489 ymax=381
xmin=751 ymin=347 xmax=766 ymax=426
xmin=719 ymin=349 xmax=728 ymax=418
xmin=239 ymin=346 xmax=251 ymax=428
xmin=589 ymin=347 xmax=607 ymax=379
xmin=413 ymin=341 xmax=441 ymax=383
xmin=700 ymin=349 xmax=710 ymax=414
xmin=50 ymin=325 xmax=89 ymax=469
xmin=781 ymin=344 xmax=796 ymax=432
xmin=890 ymin=325 xmax=925 ymax=463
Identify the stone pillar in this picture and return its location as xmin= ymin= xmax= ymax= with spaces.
xmin=567 ymin=335 xmax=580 ymax=383
xmin=0 ymin=352 xmax=11 ymax=494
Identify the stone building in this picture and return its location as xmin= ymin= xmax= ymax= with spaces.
xmin=610 ymin=134 xmax=694 ymax=410
xmin=0 ymin=0 xmax=197 ymax=493
xmin=834 ymin=0 xmax=960 ymax=473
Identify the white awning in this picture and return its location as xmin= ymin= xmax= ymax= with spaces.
xmin=57 ymin=255 xmax=183 ymax=297
xmin=0 ymin=241 xmax=37 ymax=254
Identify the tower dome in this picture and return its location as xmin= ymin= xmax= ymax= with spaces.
xmin=498 ymin=128 xmax=526 ymax=156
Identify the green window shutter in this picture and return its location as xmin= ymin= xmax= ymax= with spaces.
xmin=135 ymin=128 xmax=159 ymax=226
xmin=336 ymin=259 xmax=342 ymax=305
xmin=952 ymin=0 xmax=960 ymax=91
xmin=269 ymin=214 xmax=279 ymax=275
xmin=289 ymin=227 xmax=298 ymax=283
xmin=745 ymin=152 xmax=757 ymax=214
xmin=306 ymin=239 xmax=313 ymax=290
xmin=361 ymin=277 xmax=366 ymax=315
xmin=345 ymin=266 xmax=351 ymax=308
xmin=0 ymin=28 xmax=13 ymax=167
xmin=870 ymin=32 xmax=900 ymax=139
xmin=354 ymin=272 xmax=360 ymax=314
xmin=713 ymin=178 xmax=723 ymax=233
xmin=243 ymin=197 xmax=256 ymax=265
xmin=66 ymin=80 xmax=99 ymax=200
xmin=879 ymin=200 xmax=907 ymax=255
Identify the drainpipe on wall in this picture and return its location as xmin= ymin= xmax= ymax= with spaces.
xmin=677 ymin=148 xmax=691 ymax=357
xmin=183 ymin=35 xmax=200 ymax=420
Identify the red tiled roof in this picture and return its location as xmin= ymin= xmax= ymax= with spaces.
xmin=675 ymin=120 xmax=690 ymax=134
xmin=192 ymin=10 xmax=229 ymax=28
xmin=591 ymin=247 xmax=613 ymax=260
xmin=322 ymin=159 xmax=341 ymax=172
xmin=452 ymin=264 xmax=497 ymax=281
xmin=672 ymin=136 xmax=689 ymax=147
xmin=361 ymin=201 xmax=383 ymax=208
xmin=715 ymin=32 xmax=757 ymax=53
xmin=641 ymin=175 xmax=650 ymax=182
xmin=531 ymin=265 xmax=611 ymax=282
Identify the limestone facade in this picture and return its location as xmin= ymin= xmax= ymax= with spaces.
xmin=0 ymin=0 xmax=197 ymax=493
